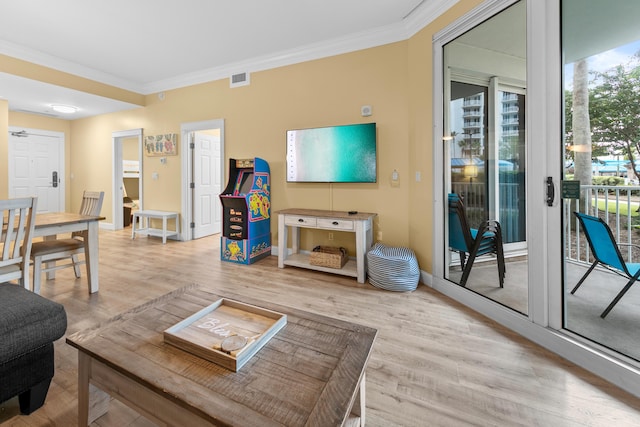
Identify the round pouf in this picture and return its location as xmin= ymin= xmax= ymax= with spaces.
xmin=367 ymin=243 xmax=420 ymax=291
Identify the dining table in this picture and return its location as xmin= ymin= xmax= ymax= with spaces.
xmin=32 ymin=212 xmax=104 ymax=294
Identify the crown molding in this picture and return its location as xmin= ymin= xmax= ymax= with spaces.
xmin=0 ymin=0 xmax=459 ymax=95
xmin=144 ymin=0 xmax=460 ymax=94
xmin=0 ymin=40 xmax=145 ymax=93
xmin=142 ymin=21 xmax=408 ymax=94
xmin=403 ymin=0 xmax=460 ymax=38
xmin=434 ymin=0 xmax=515 ymax=44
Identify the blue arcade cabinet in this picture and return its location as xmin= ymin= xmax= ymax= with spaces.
xmin=219 ymin=158 xmax=271 ymax=264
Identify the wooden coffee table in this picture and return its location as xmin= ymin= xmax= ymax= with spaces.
xmin=66 ymin=285 xmax=377 ymax=426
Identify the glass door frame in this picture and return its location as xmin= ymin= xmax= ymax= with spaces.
xmin=431 ymin=0 xmax=640 ymax=397
xmin=448 ymin=75 xmax=528 ymax=253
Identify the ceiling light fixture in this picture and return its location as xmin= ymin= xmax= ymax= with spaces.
xmin=51 ymin=104 xmax=78 ymax=114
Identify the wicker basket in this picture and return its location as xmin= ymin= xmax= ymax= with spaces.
xmin=309 ymin=246 xmax=348 ymax=269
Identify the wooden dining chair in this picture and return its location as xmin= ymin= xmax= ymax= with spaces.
xmin=0 ymin=197 xmax=38 ymax=289
xmin=30 ymin=191 xmax=104 ymax=294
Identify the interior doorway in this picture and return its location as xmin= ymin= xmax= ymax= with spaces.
xmin=8 ymin=127 xmax=65 ymax=213
xmin=181 ymin=119 xmax=225 ymax=240
xmin=112 ymin=129 xmax=143 ymax=230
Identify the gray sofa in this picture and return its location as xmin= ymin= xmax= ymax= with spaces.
xmin=0 ymin=283 xmax=67 ymax=414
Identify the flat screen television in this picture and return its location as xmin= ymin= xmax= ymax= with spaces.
xmin=286 ymin=122 xmax=377 ymax=183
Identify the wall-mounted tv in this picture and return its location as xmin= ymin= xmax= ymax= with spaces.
xmin=286 ymin=122 xmax=377 ymax=183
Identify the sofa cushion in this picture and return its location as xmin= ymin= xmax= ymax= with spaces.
xmin=0 ymin=284 xmax=67 ymax=363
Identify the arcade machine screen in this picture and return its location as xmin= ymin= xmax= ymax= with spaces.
xmin=236 ymin=171 xmax=254 ymax=195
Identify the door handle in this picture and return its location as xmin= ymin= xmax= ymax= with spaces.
xmin=546 ymin=176 xmax=554 ymax=206
xmin=52 ymin=171 xmax=58 ymax=188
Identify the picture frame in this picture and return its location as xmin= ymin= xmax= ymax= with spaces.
xmin=145 ymin=133 xmax=177 ymax=156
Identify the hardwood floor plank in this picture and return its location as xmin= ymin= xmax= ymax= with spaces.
xmin=2 ymin=228 xmax=640 ymax=426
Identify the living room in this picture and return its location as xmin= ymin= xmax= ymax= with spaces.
xmin=2 ymin=0 xmax=640 ymax=425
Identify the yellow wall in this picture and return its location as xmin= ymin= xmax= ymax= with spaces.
xmin=67 ymin=42 xmax=413 ymax=256
xmin=123 ymin=136 xmax=139 ymax=160
xmin=69 ymin=108 xmax=147 ymax=215
xmin=0 ymin=1 xmax=484 ymax=273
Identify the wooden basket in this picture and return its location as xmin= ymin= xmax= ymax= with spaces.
xmin=310 ymin=246 xmax=348 ymax=269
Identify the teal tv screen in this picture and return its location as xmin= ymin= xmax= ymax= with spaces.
xmin=286 ymin=123 xmax=377 ymax=183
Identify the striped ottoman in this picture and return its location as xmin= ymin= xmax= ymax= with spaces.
xmin=367 ymin=243 xmax=420 ymax=291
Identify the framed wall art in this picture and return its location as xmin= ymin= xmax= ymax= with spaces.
xmin=145 ymin=133 xmax=178 ymax=156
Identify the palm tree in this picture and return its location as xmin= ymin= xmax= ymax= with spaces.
xmin=572 ymin=58 xmax=593 ymax=213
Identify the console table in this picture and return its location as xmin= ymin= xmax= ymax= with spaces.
xmin=277 ymin=208 xmax=376 ymax=283
xmin=131 ymin=210 xmax=180 ymax=244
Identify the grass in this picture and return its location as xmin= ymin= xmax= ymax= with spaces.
xmin=594 ymin=199 xmax=640 ymax=217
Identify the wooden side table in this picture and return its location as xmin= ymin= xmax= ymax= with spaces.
xmin=131 ymin=210 xmax=180 ymax=244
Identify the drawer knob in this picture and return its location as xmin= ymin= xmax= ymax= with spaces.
xmin=298 ymin=218 xmax=304 ymax=222
xmin=332 ymin=221 xmax=339 ymax=225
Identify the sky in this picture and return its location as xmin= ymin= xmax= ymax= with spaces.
xmin=564 ymin=39 xmax=640 ymax=90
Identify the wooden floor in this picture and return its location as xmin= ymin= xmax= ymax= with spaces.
xmin=2 ymin=228 xmax=640 ymax=426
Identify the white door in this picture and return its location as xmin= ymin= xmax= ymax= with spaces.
xmin=8 ymin=129 xmax=64 ymax=213
xmin=192 ymin=130 xmax=222 ymax=238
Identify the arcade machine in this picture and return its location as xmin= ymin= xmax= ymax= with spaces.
xmin=219 ymin=158 xmax=271 ymax=264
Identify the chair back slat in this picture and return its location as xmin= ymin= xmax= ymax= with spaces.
xmin=73 ymin=191 xmax=104 ymax=239
xmin=79 ymin=191 xmax=105 ymax=216
xmin=0 ymin=197 xmax=37 ymax=269
xmin=574 ymin=212 xmax=628 ymax=274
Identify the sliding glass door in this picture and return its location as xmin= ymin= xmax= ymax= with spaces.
xmin=434 ymin=0 xmax=640 ymax=395
xmin=443 ymin=0 xmax=528 ymax=315
xmin=562 ymin=0 xmax=640 ymax=363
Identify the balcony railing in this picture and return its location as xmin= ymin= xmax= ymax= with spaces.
xmin=449 ymin=182 xmax=640 ymax=259
xmin=450 ymin=181 xmax=524 ymax=243
xmin=565 ymin=185 xmax=640 ymax=264
xmin=502 ymin=93 xmax=519 ymax=101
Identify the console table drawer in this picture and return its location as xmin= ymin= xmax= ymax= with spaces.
xmin=317 ymin=218 xmax=354 ymax=231
xmin=284 ymin=216 xmax=317 ymax=227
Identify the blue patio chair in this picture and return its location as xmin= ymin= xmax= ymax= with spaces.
xmin=571 ymin=212 xmax=640 ymax=318
xmin=448 ymin=193 xmax=505 ymax=287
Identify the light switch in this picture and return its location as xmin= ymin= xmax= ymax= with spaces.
xmin=152 ymin=172 xmax=159 ymax=180
xmin=391 ymin=169 xmax=400 ymax=187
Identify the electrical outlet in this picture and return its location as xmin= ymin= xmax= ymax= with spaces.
xmin=328 ymin=232 xmax=334 ymax=240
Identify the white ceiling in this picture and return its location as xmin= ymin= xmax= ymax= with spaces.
xmin=0 ymin=0 xmax=456 ymax=120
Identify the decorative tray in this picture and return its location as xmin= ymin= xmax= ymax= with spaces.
xmin=164 ymin=298 xmax=287 ymax=371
